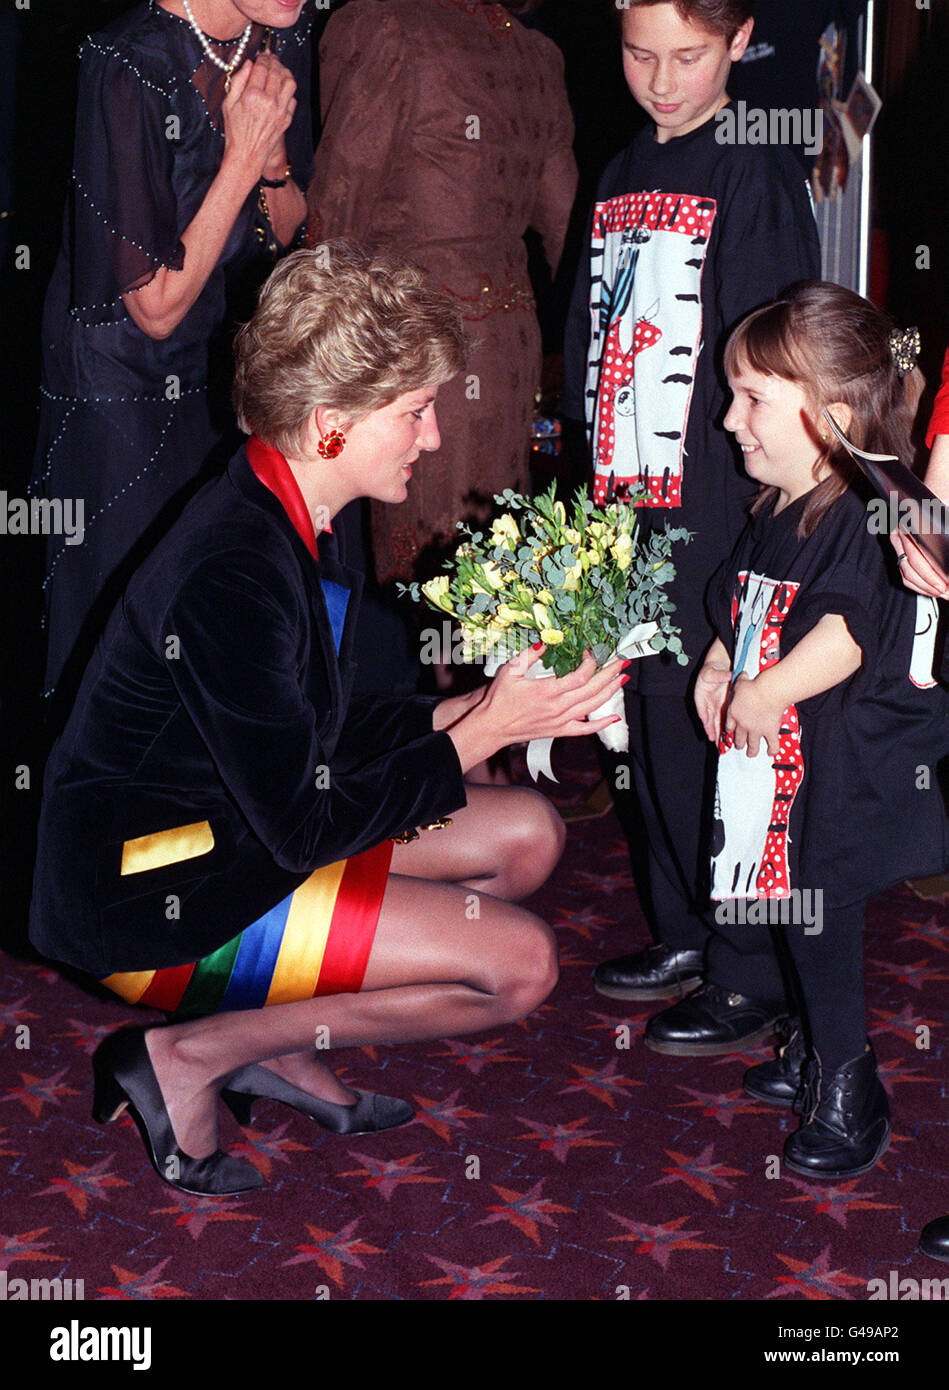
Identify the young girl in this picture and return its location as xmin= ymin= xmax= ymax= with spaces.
xmin=694 ymin=281 xmax=949 ymax=1181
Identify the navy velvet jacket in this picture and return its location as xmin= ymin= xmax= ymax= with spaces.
xmin=29 ymin=449 xmax=467 ymax=976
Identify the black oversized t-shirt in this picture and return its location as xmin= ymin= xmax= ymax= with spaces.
xmin=707 ymin=485 xmax=949 ymax=909
xmin=562 ymin=114 xmax=821 ymax=693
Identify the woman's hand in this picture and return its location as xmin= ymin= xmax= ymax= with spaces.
xmin=724 ymin=672 xmax=785 ymax=758
xmin=446 ymin=647 xmax=629 ymax=774
xmin=890 ymin=531 xmax=949 ymax=599
xmin=221 ymin=53 xmax=298 ymax=189
xmin=695 ymin=661 xmax=732 ymax=743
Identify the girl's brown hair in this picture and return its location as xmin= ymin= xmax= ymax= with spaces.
xmin=724 ymin=281 xmax=925 ymax=538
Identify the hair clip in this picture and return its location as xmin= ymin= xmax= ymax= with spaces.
xmin=889 ymin=326 xmax=921 ymax=379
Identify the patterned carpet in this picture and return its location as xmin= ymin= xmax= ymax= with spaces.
xmin=3 ymin=740 xmax=949 ymax=1306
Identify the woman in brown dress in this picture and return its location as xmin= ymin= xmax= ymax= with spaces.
xmin=306 ymin=0 xmax=577 ymax=584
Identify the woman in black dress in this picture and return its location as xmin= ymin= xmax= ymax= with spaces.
xmin=31 ymin=0 xmax=311 ymax=708
xmin=30 ymin=243 xmax=630 ymax=1197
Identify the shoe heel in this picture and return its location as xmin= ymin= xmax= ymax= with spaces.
xmin=221 ymin=1089 xmax=254 ymax=1126
xmin=92 ymin=1062 xmax=129 ymax=1124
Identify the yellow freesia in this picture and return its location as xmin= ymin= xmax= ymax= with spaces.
xmin=541 ymin=629 xmax=564 ymax=645
xmin=479 ymin=560 xmax=506 ymax=590
xmin=421 ymin=575 xmax=454 ymax=612
xmin=489 ymin=515 xmax=520 ymax=550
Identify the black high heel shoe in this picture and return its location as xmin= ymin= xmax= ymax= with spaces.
xmin=221 ymin=1064 xmax=414 ymax=1135
xmin=92 ymin=1027 xmax=264 ymax=1196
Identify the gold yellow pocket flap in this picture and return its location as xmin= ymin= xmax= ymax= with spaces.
xmin=120 ymin=821 xmax=215 ymax=876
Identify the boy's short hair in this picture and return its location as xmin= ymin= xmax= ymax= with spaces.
xmin=618 ymin=1 xmax=755 ymax=44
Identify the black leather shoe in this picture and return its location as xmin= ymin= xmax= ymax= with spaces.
xmin=221 ymin=1064 xmax=414 ymax=1134
xmin=783 ymin=1045 xmax=890 ymax=1180
xmin=743 ymin=1017 xmax=807 ymax=1106
xmin=919 ymin=1217 xmax=949 ymax=1262
xmin=92 ymin=1027 xmax=264 ymax=1196
xmin=644 ymin=983 xmax=785 ymax=1056
xmin=593 ymin=944 xmax=704 ymax=1001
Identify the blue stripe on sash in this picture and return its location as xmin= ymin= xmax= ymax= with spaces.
xmin=219 ymin=893 xmax=296 ymax=1011
xmin=320 ymin=578 xmax=350 ymax=655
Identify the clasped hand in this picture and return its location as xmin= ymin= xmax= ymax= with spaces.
xmin=723 ymin=671 xmax=785 ymax=758
xmin=695 ymin=661 xmax=784 ymax=758
xmin=222 ymin=52 xmax=297 ymax=183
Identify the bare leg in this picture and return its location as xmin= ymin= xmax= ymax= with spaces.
xmin=145 ymin=784 xmax=565 ymax=1156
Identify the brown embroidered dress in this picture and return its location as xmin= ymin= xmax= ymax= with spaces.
xmin=306 ymin=0 xmax=577 ymax=582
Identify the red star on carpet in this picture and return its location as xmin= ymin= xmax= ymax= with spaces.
xmin=650 ymin=1144 xmax=745 ymax=1205
xmin=606 ymin=1212 xmax=722 ymax=1270
xmin=675 ymin=1085 xmax=775 ymax=1128
xmin=477 ymin=1180 xmax=573 ymax=1245
xmin=0 ymin=997 xmax=39 ymax=1040
xmin=866 ymin=956 xmax=949 ymax=991
xmin=58 ymin=1019 xmax=131 ymax=1055
xmin=0 ymin=1227 xmax=61 ymax=1273
xmin=550 ymin=904 xmax=611 ymax=940
xmin=428 ymin=1037 xmax=527 ymax=1075
xmin=283 ymin=1220 xmax=385 ymax=1288
xmin=514 ymin=1115 xmax=612 ymax=1163
xmin=559 ymin=1058 xmax=643 ymax=1108
xmin=410 ymin=1090 xmax=485 ymax=1143
xmin=2 ymin=1068 xmax=80 ymax=1119
xmin=419 ymin=1254 xmax=539 ymax=1300
xmin=764 ymin=1245 xmax=867 ymax=1299
xmin=869 ymin=1005 xmax=940 ymax=1045
xmin=228 ymin=1122 xmax=309 ymax=1178
xmin=340 ymin=1150 xmax=443 ymax=1202
xmin=150 ymin=1192 xmax=257 ymax=1240
xmin=33 ymin=1156 xmax=129 ymax=1217
xmin=781 ymin=1177 xmax=898 ymax=1228
xmin=894 ymin=914 xmax=949 ymax=955
xmin=97 ymin=1257 xmax=189 ymax=1300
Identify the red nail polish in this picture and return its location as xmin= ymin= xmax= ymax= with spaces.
xmin=532 ymin=641 xmax=544 ymax=651
xmin=620 ymin=674 xmax=630 ymax=686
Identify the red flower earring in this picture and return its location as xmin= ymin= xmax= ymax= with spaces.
xmin=316 ymin=428 xmax=346 ymax=459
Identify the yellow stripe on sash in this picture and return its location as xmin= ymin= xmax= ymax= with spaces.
xmin=100 ymin=970 xmax=156 ymax=1004
xmin=265 ymin=861 xmax=346 ymax=1005
xmin=120 ymin=821 xmax=215 ymax=876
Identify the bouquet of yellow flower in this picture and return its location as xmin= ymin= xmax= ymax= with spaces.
xmin=400 ymin=485 xmax=690 ymax=776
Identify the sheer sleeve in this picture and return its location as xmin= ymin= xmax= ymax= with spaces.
xmin=70 ymin=37 xmax=185 ymax=322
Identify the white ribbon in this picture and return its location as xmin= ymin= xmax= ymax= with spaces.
xmin=486 ymin=622 xmax=659 ymax=782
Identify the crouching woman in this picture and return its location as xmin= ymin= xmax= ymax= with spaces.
xmin=29 ymin=242 xmax=626 ymax=1196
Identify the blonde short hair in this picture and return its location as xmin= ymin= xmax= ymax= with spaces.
xmin=232 ymin=241 xmax=468 ymax=454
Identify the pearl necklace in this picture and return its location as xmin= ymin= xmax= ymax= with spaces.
xmin=181 ymin=1 xmax=253 ymax=89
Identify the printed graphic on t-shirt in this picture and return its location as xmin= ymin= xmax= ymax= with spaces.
xmin=710 ymin=570 xmax=805 ymax=899
xmin=909 ymin=595 xmax=940 ymax=689
xmin=586 ymin=190 xmax=716 ymax=509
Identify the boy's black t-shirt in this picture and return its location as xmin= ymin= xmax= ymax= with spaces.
xmin=707 ymin=485 xmax=949 ymax=908
xmin=563 ymin=114 xmax=821 ymax=694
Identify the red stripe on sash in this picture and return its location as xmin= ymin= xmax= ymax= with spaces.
xmin=314 ymin=840 xmax=394 ymax=995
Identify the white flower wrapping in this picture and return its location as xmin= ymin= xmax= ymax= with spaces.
xmin=485 ymin=621 xmax=659 ymax=782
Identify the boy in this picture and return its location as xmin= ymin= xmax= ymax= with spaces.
xmin=563 ymin=0 xmax=821 ymax=1054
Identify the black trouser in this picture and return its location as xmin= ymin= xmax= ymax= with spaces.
xmin=606 ymin=689 xmax=787 ymax=1004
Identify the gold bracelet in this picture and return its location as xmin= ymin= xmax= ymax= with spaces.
xmin=260 ymin=163 xmax=292 ymax=189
